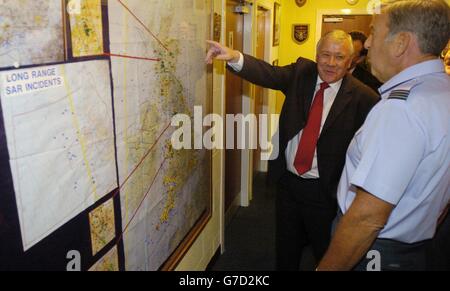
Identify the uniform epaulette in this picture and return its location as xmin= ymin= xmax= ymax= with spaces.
xmin=388 ymin=89 xmax=411 ymax=101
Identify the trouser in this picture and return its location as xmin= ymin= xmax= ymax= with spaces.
xmin=353 ymin=239 xmax=430 ymax=271
xmin=333 ymin=209 xmax=431 ymax=271
xmin=276 ymin=172 xmax=337 ymax=271
xmin=427 ymin=209 xmax=450 ymax=270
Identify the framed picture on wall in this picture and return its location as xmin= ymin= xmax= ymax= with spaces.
xmin=273 ymin=3 xmax=281 ymax=46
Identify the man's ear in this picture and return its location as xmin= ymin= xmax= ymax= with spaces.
xmin=347 ymin=59 xmax=353 ymax=70
xmin=393 ymin=32 xmax=411 ymax=57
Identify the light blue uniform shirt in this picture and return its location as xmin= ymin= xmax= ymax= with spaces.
xmin=337 ymin=59 xmax=450 ymax=243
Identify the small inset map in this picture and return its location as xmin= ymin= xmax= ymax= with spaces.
xmin=89 ymin=198 xmax=116 ymax=255
xmin=69 ymin=0 xmax=104 ymax=57
xmin=89 ymin=246 xmax=119 ymax=271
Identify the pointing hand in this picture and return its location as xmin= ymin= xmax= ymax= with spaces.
xmin=205 ymin=40 xmax=241 ymax=65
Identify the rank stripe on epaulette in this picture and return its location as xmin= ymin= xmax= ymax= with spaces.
xmin=388 ymin=89 xmax=410 ymax=100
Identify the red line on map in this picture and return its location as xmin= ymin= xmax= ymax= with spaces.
xmin=116 ymin=0 xmax=170 ymax=52
xmin=112 ymin=123 xmax=171 ymax=244
xmin=115 ymin=122 xmax=171 ymax=197
xmin=108 ymin=122 xmax=171 ymax=245
xmin=104 ymin=53 xmax=160 ymax=62
xmin=116 ymin=157 xmax=168 ymax=245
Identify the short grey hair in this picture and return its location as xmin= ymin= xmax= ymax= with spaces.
xmin=383 ymin=0 xmax=450 ymax=56
xmin=317 ymin=30 xmax=355 ymax=56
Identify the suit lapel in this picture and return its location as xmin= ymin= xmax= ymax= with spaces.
xmin=304 ymin=77 xmax=318 ymax=118
xmin=322 ymin=75 xmax=353 ymax=134
xmin=301 ymin=67 xmax=319 ymax=122
xmin=285 ymin=69 xmax=318 ymax=142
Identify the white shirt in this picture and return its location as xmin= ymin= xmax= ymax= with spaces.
xmin=229 ymin=52 xmax=343 ymax=178
xmin=338 ymin=59 xmax=450 ymax=243
xmin=285 ymin=79 xmax=342 ymax=178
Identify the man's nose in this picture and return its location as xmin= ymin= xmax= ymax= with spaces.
xmin=365 ymin=36 xmax=372 ymax=50
xmin=328 ymin=56 xmax=337 ymax=66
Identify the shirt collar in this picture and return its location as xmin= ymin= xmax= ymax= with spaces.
xmin=317 ymin=76 xmax=343 ymax=93
xmin=379 ymin=59 xmax=445 ymax=96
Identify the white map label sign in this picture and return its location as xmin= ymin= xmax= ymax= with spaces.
xmin=1 ymin=67 xmax=65 ymax=97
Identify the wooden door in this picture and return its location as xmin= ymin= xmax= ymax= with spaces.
xmin=225 ymin=0 xmax=244 ymax=212
xmin=321 ymin=15 xmax=372 ymax=37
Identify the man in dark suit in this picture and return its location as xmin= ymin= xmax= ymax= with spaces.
xmin=206 ymin=30 xmax=379 ymax=270
xmin=352 ymin=64 xmax=383 ymax=93
xmin=349 ymin=31 xmax=383 ymax=93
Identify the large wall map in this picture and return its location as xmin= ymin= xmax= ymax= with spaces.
xmin=0 ymin=0 xmax=65 ymax=68
xmin=0 ymin=0 xmax=212 ymax=271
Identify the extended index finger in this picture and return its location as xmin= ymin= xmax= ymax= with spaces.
xmin=206 ymin=40 xmax=222 ymax=49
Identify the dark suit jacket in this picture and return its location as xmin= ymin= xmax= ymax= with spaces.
xmin=229 ymin=54 xmax=380 ymax=204
xmin=352 ymin=64 xmax=383 ymax=94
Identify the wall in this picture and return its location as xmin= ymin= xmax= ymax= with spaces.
xmin=276 ymin=0 xmax=450 ymax=113
xmin=279 ymin=0 xmax=372 ymax=65
xmin=279 ymin=0 xmax=450 ymax=67
xmin=276 ymin=0 xmax=373 ymax=113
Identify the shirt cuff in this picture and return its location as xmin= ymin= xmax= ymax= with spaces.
xmin=227 ymin=52 xmax=244 ymax=72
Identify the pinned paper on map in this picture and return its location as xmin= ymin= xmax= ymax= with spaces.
xmin=89 ymin=198 xmax=116 ymax=256
xmin=68 ymin=0 xmax=105 ymax=57
xmin=89 ymin=246 xmax=120 ymax=271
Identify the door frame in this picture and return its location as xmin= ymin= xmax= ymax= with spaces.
xmin=253 ymin=5 xmax=271 ymax=175
xmin=240 ymin=1 xmax=273 ymax=207
xmin=223 ymin=0 xmax=245 ymax=236
xmin=315 ymin=9 xmax=371 ymax=54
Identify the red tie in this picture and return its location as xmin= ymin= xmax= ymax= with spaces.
xmin=294 ymin=82 xmax=330 ymax=175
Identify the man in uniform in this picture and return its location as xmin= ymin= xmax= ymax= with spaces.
xmin=318 ymin=0 xmax=450 ymax=271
